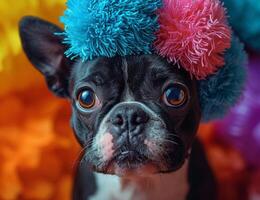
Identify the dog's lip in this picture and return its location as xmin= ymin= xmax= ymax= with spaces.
xmin=108 ymin=150 xmax=144 ymax=165
xmin=102 ymin=150 xmax=150 ymax=174
xmin=116 ymin=150 xmax=143 ymax=161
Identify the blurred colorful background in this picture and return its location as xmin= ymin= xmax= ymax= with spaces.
xmin=0 ymin=0 xmax=260 ymax=200
xmin=0 ymin=1 xmax=80 ymax=200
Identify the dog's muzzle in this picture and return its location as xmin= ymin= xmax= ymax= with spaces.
xmin=88 ymin=102 xmax=185 ymax=176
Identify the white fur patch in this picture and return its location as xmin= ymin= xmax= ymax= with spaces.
xmin=89 ymin=173 xmax=136 ymax=200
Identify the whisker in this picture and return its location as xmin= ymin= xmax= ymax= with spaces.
xmin=72 ymin=140 xmax=96 ymax=169
xmin=166 ymin=133 xmax=179 ymax=137
xmin=71 ymin=145 xmax=90 ymax=169
xmin=160 ymin=139 xmax=179 ymax=145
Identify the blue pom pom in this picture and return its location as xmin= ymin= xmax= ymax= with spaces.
xmin=222 ymin=0 xmax=260 ymax=51
xmin=199 ymin=36 xmax=247 ymax=122
xmin=60 ymin=0 xmax=162 ymax=60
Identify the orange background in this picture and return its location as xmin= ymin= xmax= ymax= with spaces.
xmin=0 ymin=1 xmax=80 ymax=199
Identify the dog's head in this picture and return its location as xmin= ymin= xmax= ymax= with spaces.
xmin=19 ymin=17 xmax=201 ymax=177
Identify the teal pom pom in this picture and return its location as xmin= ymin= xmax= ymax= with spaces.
xmin=199 ymin=36 xmax=248 ymax=122
xmin=60 ymin=0 xmax=162 ymax=60
xmin=223 ymin=0 xmax=260 ymax=51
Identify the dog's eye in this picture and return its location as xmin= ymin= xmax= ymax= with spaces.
xmin=163 ymin=85 xmax=187 ymax=107
xmin=77 ymin=89 xmax=97 ymax=109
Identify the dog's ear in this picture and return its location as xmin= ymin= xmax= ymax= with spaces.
xmin=19 ymin=16 xmax=73 ymax=98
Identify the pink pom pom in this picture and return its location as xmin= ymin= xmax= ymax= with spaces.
xmin=154 ymin=0 xmax=232 ymax=79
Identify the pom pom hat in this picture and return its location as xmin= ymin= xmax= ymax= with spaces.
xmin=155 ymin=0 xmax=231 ymax=79
xmin=60 ymin=0 xmax=247 ymax=121
xmin=61 ymin=0 xmax=162 ymax=60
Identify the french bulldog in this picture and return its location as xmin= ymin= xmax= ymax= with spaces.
xmin=19 ymin=16 xmax=217 ymax=200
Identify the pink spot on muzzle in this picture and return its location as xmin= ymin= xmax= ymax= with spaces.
xmin=100 ymin=132 xmax=115 ymax=161
xmin=144 ymin=139 xmax=158 ymax=153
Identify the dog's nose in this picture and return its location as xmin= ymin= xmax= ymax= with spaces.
xmin=111 ymin=105 xmax=149 ymax=131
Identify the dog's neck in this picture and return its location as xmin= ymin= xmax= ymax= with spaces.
xmin=90 ymin=159 xmax=189 ymax=200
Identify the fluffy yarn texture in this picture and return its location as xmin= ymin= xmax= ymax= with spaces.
xmin=222 ymin=0 xmax=260 ymax=51
xmin=155 ymin=0 xmax=232 ymax=79
xmin=199 ymin=36 xmax=247 ymax=122
xmin=60 ymin=0 xmax=162 ymax=60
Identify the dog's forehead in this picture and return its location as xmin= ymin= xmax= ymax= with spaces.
xmin=72 ymin=57 xmax=122 ymax=83
xmin=71 ymin=55 xmax=191 ymax=91
xmin=124 ymin=55 xmax=191 ymax=87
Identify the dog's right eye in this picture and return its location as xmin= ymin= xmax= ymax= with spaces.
xmin=77 ymin=89 xmax=99 ymax=110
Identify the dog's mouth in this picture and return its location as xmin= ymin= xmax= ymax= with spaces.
xmin=102 ymin=150 xmax=154 ymax=176
xmin=89 ymin=148 xmax=158 ymax=177
xmin=103 ymin=150 xmax=159 ymax=177
xmin=115 ymin=150 xmax=148 ymax=168
xmin=93 ymin=141 xmax=186 ymax=177
xmin=88 ymin=130 xmax=187 ymax=177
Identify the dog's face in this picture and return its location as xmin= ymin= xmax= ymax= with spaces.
xmin=19 ymin=17 xmax=201 ymax=177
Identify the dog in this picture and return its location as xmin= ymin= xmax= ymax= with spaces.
xmin=19 ymin=16 xmax=217 ymax=200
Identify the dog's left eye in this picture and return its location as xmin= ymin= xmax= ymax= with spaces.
xmin=162 ymin=84 xmax=187 ymax=107
xmin=77 ymin=89 xmax=99 ymax=110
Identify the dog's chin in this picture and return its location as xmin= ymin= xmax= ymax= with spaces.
xmin=93 ymin=158 xmax=186 ymax=178
xmin=105 ymin=162 xmax=159 ymax=178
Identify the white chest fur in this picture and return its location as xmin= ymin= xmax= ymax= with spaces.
xmin=89 ymin=160 xmax=189 ymax=200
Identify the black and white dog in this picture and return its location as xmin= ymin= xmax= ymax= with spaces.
xmin=19 ymin=16 xmax=217 ymax=200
